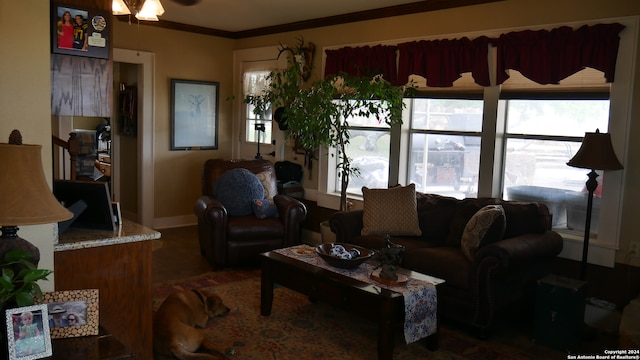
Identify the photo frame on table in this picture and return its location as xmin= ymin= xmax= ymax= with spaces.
xmin=36 ymin=289 xmax=99 ymax=339
xmin=51 ymin=2 xmax=109 ymax=59
xmin=171 ymin=79 xmax=219 ymax=150
xmin=5 ymin=304 xmax=52 ymax=360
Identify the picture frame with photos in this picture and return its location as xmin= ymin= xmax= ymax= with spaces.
xmin=5 ymin=304 xmax=52 ymax=359
xmin=51 ymin=2 xmax=109 ymax=59
xmin=36 ymin=289 xmax=99 ymax=339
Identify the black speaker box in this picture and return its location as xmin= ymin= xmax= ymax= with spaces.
xmin=534 ymin=274 xmax=587 ymax=351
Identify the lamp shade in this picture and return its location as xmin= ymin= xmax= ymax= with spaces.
xmin=0 ymin=143 xmax=73 ymax=225
xmin=567 ymin=129 xmax=623 ymax=171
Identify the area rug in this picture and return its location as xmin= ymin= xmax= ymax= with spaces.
xmin=152 ymin=273 xmax=560 ymax=360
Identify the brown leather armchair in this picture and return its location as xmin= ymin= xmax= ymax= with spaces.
xmin=194 ymin=159 xmax=307 ymax=269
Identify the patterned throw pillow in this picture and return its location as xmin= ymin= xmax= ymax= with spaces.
xmin=460 ymin=204 xmax=506 ymax=260
xmin=214 ymin=168 xmax=264 ymax=216
xmin=252 ymin=199 xmax=279 ymax=219
xmin=256 ymin=170 xmax=278 ymax=200
xmin=361 ymin=184 xmax=422 ymax=236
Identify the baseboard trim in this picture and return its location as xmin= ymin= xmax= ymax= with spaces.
xmin=153 ymin=215 xmax=197 ymax=229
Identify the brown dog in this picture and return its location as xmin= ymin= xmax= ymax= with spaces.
xmin=153 ymin=288 xmax=231 ymax=360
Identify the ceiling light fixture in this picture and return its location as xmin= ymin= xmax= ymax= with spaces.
xmin=112 ymin=0 xmax=131 ymax=15
xmin=112 ymin=0 xmax=165 ymax=21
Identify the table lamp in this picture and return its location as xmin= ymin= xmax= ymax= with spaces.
xmin=567 ymin=129 xmax=623 ymax=281
xmin=0 ymin=130 xmax=73 ymax=267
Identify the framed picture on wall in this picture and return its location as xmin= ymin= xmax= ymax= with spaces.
xmin=51 ymin=2 xmax=109 ymax=59
xmin=171 ymin=79 xmax=220 ymax=150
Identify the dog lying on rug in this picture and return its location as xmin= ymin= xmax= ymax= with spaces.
xmin=153 ymin=288 xmax=231 ymax=360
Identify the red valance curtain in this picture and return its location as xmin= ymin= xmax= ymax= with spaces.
xmin=397 ymin=36 xmax=492 ymax=87
xmin=496 ymin=23 xmax=625 ymax=85
xmin=324 ymin=45 xmax=398 ymax=84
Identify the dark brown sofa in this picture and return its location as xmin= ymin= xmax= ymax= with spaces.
xmin=194 ymin=159 xmax=307 ymax=269
xmin=329 ymin=192 xmax=563 ymax=336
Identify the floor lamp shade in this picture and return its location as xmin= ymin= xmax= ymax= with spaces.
xmin=0 ymin=140 xmax=73 ymax=267
xmin=566 ymin=129 xmax=623 ymax=280
xmin=567 ymin=130 xmax=623 ymax=171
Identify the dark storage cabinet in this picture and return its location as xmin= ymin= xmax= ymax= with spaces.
xmin=534 ymin=275 xmax=587 ymax=351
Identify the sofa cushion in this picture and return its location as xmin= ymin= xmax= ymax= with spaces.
xmin=461 ymin=205 xmax=506 ymax=260
xmin=214 ymin=168 xmax=264 ymax=216
xmin=361 ymin=184 xmax=422 ymax=236
xmin=416 ymin=192 xmax=457 ymax=243
xmin=252 ymin=198 xmax=279 ymax=219
xmin=256 ymin=170 xmax=278 ymax=200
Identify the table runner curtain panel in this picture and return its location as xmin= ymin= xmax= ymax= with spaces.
xmin=323 ymin=23 xmax=625 ymax=87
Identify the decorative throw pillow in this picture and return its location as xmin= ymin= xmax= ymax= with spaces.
xmin=256 ymin=170 xmax=278 ymax=200
xmin=214 ymin=168 xmax=264 ymax=216
xmin=361 ymin=183 xmax=422 ymax=236
xmin=252 ymin=199 xmax=279 ymax=219
xmin=461 ymin=205 xmax=506 ymax=260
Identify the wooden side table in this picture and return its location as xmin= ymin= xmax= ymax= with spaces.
xmin=48 ymin=328 xmax=132 ymax=359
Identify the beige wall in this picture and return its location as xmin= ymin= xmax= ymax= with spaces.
xmin=0 ymin=1 xmax=57 ymax=291
xmin=112 ymin=21 xmax=236 ymax=221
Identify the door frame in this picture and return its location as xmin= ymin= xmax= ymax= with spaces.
xmin=113 ymin=48 xmax=155 ymax=228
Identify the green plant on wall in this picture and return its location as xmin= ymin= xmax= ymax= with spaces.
xmin=244 ymin=43 xmax=413 ymax=211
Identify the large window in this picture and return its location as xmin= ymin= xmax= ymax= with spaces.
xmin=407 ymin=98 xmax=483 ymax=199
xmin=337 ymin=102 xmax=392 ymax=194
xmin=326 ymin=82 xmax=617 ymax=243
xmin=501 ymin=98 xmax=610 ymax=235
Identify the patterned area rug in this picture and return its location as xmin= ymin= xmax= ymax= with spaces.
xmin=152 ymin=272 xmax=560 ymax=360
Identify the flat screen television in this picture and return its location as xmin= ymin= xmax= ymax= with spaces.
xmin=53 ymin=180 xmax=115 ymax=231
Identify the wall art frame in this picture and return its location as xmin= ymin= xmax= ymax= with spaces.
xmin=51 ymin=2 xmax=109 ymax=59
xmin=36 ymin=289 xmax=99 ymax=339
xmin=171 ymin=79 xmax=220 ymax=150
xmin=5 ymin=304 xmax=52 ymax=359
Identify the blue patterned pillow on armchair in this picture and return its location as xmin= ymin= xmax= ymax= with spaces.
xmin=214 ymin=168 xmax=264 ymax=216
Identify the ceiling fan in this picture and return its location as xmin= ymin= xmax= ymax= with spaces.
xmin=114 ymin=0 xmax=201 ymax=21
xmin=169 ymin=0 xmax=201 ymax=5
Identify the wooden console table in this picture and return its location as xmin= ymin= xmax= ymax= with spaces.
xmin=54 ymin=220 xmax=160 ymax=359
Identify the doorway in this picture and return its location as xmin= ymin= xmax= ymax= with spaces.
xmin=113 ymin=48 xmax=155 ymax=227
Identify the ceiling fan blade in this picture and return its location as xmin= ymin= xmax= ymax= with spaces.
xmin=170 ymin=0 xmax=201 ymax=5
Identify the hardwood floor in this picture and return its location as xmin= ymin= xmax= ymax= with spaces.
xmin=152 ymin=225 xmax=212 ymax=284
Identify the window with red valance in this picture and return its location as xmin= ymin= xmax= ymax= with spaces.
xmin=323 ymin=23 xmax=624 ymax=87
xmin=396 ymin=36 xmax=492 ymax=87
xmin=496 ymin=23 xmax=625 ymax=85
xmin=324 ymin=45 xmax=398 ymax=84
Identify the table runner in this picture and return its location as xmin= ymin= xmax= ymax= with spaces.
xmin=273 ymin=245 xmax=437 ymax=344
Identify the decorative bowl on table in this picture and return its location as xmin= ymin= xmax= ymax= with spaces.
xmin=315 ymin=243 xmax=374 ymax=269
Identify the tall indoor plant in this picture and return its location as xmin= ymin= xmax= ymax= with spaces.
xmin=245 ymin=46 xmax=412 ymax=211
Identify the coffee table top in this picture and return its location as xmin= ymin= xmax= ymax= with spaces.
xmin=262 ymin=246 xmax=444 ymax=298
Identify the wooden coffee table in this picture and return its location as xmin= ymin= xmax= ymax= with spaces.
xmin=260 ymin=249 xmax=444 ymax=360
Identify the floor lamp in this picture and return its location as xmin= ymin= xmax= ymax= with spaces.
xmin=0 ymin=130 xmax=73 ymax=268
xmin=567 ymin=129 xmax=623 ymax=281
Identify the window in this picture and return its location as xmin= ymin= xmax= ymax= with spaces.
xmin=501 ymin=98 xmax=610 ymax=235
xmin=323 ymin=72 xmax=618 ymax=255
xmin=407 ymin=98 xmax=483 ymax=199
xmin=334 ymin=101 xmax=392 ymax=195
xmin=243 ymin=71 xmax=272 ymax=145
